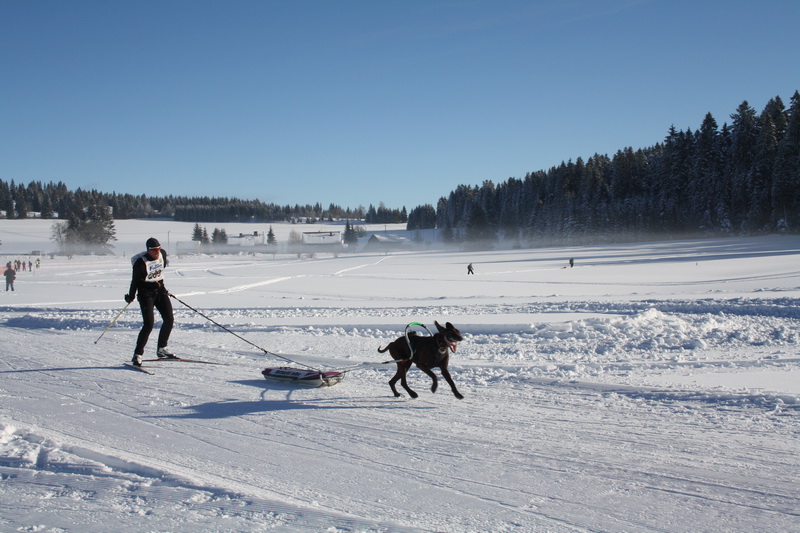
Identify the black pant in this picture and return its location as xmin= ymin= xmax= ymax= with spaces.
xmin=135 ymin=290 xmax=174 ymax=355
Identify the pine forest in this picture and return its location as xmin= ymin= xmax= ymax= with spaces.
xmin=2 ymin=91 xmax=799 ymax=249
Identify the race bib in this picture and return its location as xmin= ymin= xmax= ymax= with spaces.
xmin=143 ymin=254 xmax=165 ymax=283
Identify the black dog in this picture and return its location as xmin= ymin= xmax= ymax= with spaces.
xmin=378 ymin=321 xmax=464 ymax=400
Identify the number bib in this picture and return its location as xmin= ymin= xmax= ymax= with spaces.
xmin=132 ymin=251 xmax=165 ymax=283
xmin=144 ymin=254 xmax=165 ymax=283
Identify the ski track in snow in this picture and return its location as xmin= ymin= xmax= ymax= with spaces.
xmin=1 ymin=222 xmax=799 ymax=532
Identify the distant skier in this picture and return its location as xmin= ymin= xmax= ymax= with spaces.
xmin=125 ymin=237 xmax=177 ymax=366
xmin=569 ymin=258 xmax=574 ymax=268
xmin=4 ymin=262 xmax=16 ymax=291
xmin=467 ymin=263 xmax=474 ymax=275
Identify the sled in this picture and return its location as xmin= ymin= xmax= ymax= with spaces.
xmin=261 ymin=367 xmax=345 ymax=387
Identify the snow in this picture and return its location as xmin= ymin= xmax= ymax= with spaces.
xmin=1 ymin=218 xmax=799 ymax=532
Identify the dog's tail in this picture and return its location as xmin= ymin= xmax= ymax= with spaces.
xmin=377 ymin=345 xmax=390 ymax=353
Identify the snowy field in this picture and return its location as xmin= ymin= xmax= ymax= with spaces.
xmin=1 ymin=218 xmax=799 ymax=532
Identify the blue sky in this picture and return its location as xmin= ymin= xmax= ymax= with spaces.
xmin=2 ymin=0 xmax=798 ymax=211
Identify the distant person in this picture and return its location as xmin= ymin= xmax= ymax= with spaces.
xmin=467 ymin=263 xmax=474 ymax=275
xmin=569 ymin=258 xmax=574 ymax=268
xmin=4 ymin=262 xmax=15 ymax=291
xmin=125 ymin=237 xmax=176 ymax=366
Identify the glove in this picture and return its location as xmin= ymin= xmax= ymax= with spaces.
xmin=124 ymin=294 xmax=134 ymax=303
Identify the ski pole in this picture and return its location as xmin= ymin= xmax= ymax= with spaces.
xmin=94 ymin=300 xmax=133 ymax=344
xmin=168 ymin=292 xmax=318 ymax=370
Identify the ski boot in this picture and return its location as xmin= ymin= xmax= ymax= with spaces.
xmin=157 ymin=347 xmax=179 ymax=360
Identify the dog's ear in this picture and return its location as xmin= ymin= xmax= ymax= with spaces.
xmin=435 ymin=320 xmax=445 ymax=333
xmin=446 ymin=322 xmax=463 ymax=340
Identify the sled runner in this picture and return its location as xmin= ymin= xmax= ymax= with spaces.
xmin=262 ymin=367 xmax=345 ymax=387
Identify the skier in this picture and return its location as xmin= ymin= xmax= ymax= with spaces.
xmin=569 ymin=258 xmax=574 ymax=268
xmin=467 ymin=263 xmax=474 ymax=275
xmin=4 ymin=262 xmax=16 ymax=291
xmin=124 ymin=237 xmax=176 ymax=366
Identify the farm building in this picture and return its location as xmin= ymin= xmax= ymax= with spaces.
xmin=229 ymin=231 xmax=266 ymax=247
xmin=302 ymin=231 xmax=342 ymax=245
xmin=365 ymin=233 xmax=408 ymax=252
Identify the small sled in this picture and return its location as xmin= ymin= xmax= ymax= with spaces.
xmin=261 ymin=367 xmax=345 ymax=387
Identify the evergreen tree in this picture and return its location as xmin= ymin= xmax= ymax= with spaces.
xmin=211 ymin=228 xmax=228 ymax=245
xmin=40 ymin=196 xmax=55 ymax=219
xmin=772 ymin=91 xmax=800 ymax=230
xmin=343 ymin=221 xmax=358 ymax=245
xmin=0 ymin=181 xmax=8 ymax=207
xmin=406 ymin=204 xmax=437 ymax=230
xmin=15 ymin=184 xmax=29 ymax=219
xmin=763 ymin=96 xmax=787 ymax=141
xmin=692 ymin=112 xmax=724 ymax=231
xmin=267 ymin=226 xmax=277 ymax=245
xmin=192 ymin=223 xmax=203 ymax=242
xmin=465 ymin=204 xmax=496 ymax=249
xmin=27 ymin=181 xmax=43 ymax=213
xmin=747 ymin=112 xmax=779 ymax=231
xmin=728 ymin=101 xmax=760 ymax=230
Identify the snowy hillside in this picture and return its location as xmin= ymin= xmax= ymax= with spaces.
xmin=1 ymin=219 xmax=799 ymax=532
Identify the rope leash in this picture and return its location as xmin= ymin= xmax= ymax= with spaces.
xmin=171 ymin=293 xmax=429 ymax=378
xmin=169 ymin=292 xmax=319 ymax=371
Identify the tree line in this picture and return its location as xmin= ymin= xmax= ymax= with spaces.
xmin=0 ymin=181 xmax=408 ymax=225
xmin=3 ymin=91 xmax=798 ymax=249
xmin=411 ymin=91 xmax=800 ymax=246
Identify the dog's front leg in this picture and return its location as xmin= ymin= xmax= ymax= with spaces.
xmin=440 ymin=366 xmax=464 ymax=400
xmin=416 ymin=364 xmax=439 ymax=394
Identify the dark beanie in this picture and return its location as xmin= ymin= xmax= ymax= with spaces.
xmin=146 ymin=237 xmax=161 ymax=249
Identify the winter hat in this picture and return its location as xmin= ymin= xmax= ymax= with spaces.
xmin=146 ymin=237 xmax=161 ymax=249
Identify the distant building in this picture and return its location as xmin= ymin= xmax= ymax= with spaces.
xmin=365 ymin=234 xmax=408 ymax=252
xmin=286 ymin=231 xmax=345 ymax=254
xmin=229 ymin=231 xmax=266 ymax=247
xmin=302 ymin=231 xmax=342 ymax=245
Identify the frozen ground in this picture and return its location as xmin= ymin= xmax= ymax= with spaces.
xmin=1 ymin=219 xmax=799 ymax=532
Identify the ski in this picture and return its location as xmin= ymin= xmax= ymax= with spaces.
xmin=123 ymin=363 xmax=154 ymax=375
xmin=142 ymin=358 xmax=228 ymax=365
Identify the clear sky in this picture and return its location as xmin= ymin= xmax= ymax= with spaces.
xmin=2 ymin=0 xmax=798 ymax=211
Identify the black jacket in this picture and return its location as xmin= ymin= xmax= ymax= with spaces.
xmin=128 ymin=250 xmax=169 ymax=299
